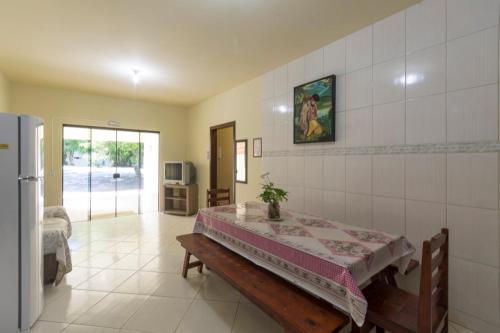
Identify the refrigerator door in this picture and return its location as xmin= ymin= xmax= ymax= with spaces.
xmin=0 ymin=113 xmax=20 ymax=333
xmin=19 ymin=115 xmax=44 ymax=332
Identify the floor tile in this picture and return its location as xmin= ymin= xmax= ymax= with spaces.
xmin=132 ymin=244 xmax=163 ymax=255
xmin=196 ymin=272 xmax=241 ymax=302
xmin=31 ymin=321 xmax=68 ymax=333
xmin=108 ymin=254 xmax=155 ymax=270
xmin=68 ymin=239 xmax=90 ymax=251
xmin=158 ymin=242 xmax=186 ymax=257
xmin=113 ymin=271 xmax=170 ymax=295
xmin=75 ymin=269 xmax=136 ymax=292
xmin=102 ymin=241 xmax=140 ymax=254
xmin=140 ymin=255 xmax=183 ymax=273
xmin=83 ymin=241 xmax=117 ymax=253
xmin=44 ymin=283 xmax=73 ymax=304
xmin=450 ymin=321 xmax=476 ymax=333
xmin=122 ymin=296 xmax=192 ymax=333
xmin=65 ymin=267 xmax=103 ymax=287
xmin=71 ymin=251 xmax=94 ymax=266
xmin=39 ymin=289 xmax=107 ymax=323
xmin=175 ymin=299 xmax=238 ymax=333
xmin=232 ymin=302 xmax=282 ymax=333
xmin=77 ymin=253 xmax=127 ymax=269
xmin=152 ymin=272 xmax=205 ymax=299
xmin=63 ymin=324 xmax=118 ymax=332
xmin=74 ymin=293 xmax=147 ymax=328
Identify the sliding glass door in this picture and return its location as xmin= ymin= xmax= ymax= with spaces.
xmin=90 ymin=129 xmax=117 ymax=219
xmin=116 ymin=130 xmax=140 ymax=217
xmin=63 ymin=125 xmax=159 ymax=222
xmin=140 ymin=132 xmax=159 ymax=213
xmin=62 ymin=127 xmax=91 ymax=222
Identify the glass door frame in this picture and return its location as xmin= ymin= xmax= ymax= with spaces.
xmin=62 ymin=124 xmax=160 ymax=221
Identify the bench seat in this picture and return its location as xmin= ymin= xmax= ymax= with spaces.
xmin=177 ymin=233 xmax=349 ymax=333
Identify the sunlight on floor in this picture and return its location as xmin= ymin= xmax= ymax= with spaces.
xmin=33 ymin=213 xmax=475 ymax=333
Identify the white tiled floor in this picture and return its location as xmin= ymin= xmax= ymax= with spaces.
xmin=34 ymin=213 xmax=475 ymax=333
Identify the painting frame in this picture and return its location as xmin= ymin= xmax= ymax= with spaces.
xmin=253 ymin=137 xmax=262 ymax=158
xmin=293 ymin=74 xmax=336 ymax=144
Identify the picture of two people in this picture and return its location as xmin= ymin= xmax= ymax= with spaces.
xmin=294 ymin=75 xmax=335 ymax=144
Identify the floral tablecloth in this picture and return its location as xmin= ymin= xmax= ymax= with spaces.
xmin=193 ymin=201 xmax=415 ymax=326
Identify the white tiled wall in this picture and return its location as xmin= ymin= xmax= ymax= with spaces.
xmin=260 ymin=0 xmax=500 ymax=331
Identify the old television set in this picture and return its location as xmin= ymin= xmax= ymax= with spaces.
xmin=164 ymin=161 xmax=196 ymax=185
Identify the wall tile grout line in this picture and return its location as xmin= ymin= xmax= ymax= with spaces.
xmin=403 ymin=8 xmax=408 ymax=238
xmin=344 ymin=31 xmax=348 ymax=225
xmin=444 ymin=0 xmax=448 ymax=231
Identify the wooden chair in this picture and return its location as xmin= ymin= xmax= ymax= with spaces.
xmin=206 ymin=188 xmax=230 ymax=207
xmin=355 ymin=228 xmax=449 ymax=333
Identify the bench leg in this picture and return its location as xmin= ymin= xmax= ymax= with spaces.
xmin=182 ymin=251 xmax=191 ymax=278
xmin=182 ymin=250 xmax=204 ymax=278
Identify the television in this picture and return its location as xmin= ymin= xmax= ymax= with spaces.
xmin=164 ymin=161 xmax=196 ymax=185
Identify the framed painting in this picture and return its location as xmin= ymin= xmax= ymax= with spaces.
xmin=253 ymin=137 xmax=262 ymax=157
xmin=293 ymin=75 xmax=335 ymax=144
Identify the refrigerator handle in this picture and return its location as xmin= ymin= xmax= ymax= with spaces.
xmin=18 ymin=176 xmax=40 ymax=182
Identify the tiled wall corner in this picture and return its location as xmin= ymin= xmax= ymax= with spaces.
xmin=261 ymin=0 xmax=500 ymax=330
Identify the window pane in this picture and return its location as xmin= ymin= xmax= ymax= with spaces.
xmin=63 ymin=126 xmax=91 ymax=222
xmin=116 ymin=130 xmax=140 ymax=217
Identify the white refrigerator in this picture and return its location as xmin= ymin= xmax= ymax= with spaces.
xmin=0 ymin=113 xmax=44 ymax=333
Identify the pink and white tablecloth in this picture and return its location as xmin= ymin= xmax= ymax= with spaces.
xmin=193 ymin=201 xmax=415 ymax=326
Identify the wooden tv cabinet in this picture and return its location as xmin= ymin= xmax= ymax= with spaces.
xmin=164 ymin=184 xmax=198 ymax=216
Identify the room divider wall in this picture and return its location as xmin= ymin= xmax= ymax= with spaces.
xmin=62 ymin=125 xmax=159 ymax=221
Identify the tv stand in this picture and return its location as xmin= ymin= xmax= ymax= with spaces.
xmin=164 ymin=184 xmax=198 ymax=216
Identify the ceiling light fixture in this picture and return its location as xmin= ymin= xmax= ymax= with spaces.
xmin=132 ymin=69 xmax=140 ymax=86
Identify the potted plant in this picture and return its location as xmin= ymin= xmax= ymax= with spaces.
xmin=258 ymin=173 xmax=288 ymax=220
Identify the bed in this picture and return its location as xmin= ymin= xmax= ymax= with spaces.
xmin=43 ymin=206 xmax=73 ymax=285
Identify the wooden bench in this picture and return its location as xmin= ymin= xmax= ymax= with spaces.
xmin=177 ymin=233 xmax=349 ymax=333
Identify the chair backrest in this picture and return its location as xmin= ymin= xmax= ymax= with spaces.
xmin=206 ymin=188 xmax=230 ymax=207
xmin=418 ymin=228 xmax=449 ymax=333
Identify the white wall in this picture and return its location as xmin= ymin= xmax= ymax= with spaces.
xmin=10 ymin=83 xmax=187 ymax=209
xmin=0 ymin=71 xmax=9 ymax=113
xmin=261 ymin=0 xmax=500 ymax=331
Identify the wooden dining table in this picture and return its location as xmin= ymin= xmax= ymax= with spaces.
xmin=193 ymin=201 xmax=415 ymax=327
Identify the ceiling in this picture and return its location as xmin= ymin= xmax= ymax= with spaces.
xmin=0 ymin=0 xmax=419 ymax=106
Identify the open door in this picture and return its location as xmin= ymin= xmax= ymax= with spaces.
xmin=210 ymin=121 xmax=235 ymax=203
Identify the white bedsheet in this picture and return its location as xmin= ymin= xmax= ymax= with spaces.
xmin=43 ymin=206 xmax=72 ymax=285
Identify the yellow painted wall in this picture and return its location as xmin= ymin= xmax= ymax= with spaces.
xmin=216 ymin=126 xmax=234 ymax=202
xmin=0 ymin=71 xmax=9 ymax=113
xmin=10 ymin=83 xmax=187 ymax=209
xmin=187 ymin=77 xmax=261 ymax=207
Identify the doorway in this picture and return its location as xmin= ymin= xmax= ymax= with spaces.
xmin=62 ymin=125 xmax=159 ymax=221
xmin=210 ymin=122 xmax=235 ymax=203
